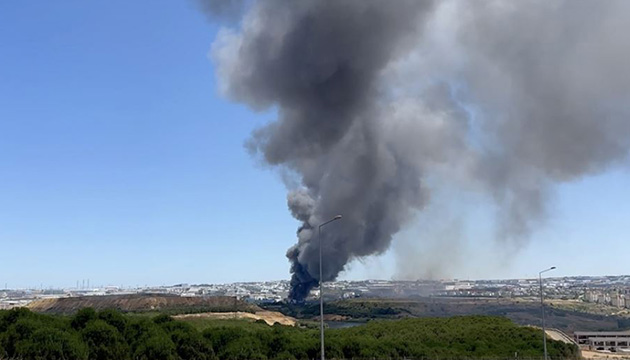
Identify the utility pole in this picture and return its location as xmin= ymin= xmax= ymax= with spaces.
xmin=539 ymin=266 xmax=556 ymax=360
xmin=318 ymin=215 xmax=342 ymax=360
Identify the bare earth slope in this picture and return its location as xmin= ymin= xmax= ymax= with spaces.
xmin=173 ymin=311 xmax=297 ymax=326
xmin=28 ymin=294 xmax=260 ymax=315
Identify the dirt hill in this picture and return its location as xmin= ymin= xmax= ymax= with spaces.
xmin=28 ymin=294 xmax=260 ymax=315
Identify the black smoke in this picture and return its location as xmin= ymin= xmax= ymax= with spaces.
xmin=203 ymin=0 xmax=630 ymax=300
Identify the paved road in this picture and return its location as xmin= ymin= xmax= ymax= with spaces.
xmin=545 ymin=328 xmax=576 ymax=344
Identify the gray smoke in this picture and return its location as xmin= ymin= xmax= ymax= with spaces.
xmin=204 ymin=0 xmax=630 ymax=300
xmin=196 ymin=0 xmax=245 ymax=22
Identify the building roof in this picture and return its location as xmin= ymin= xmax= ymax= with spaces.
xmin=575 ymin=331 xmax=630 ymax=337
xmin=589 ymin=337 xmax=630 ymax=342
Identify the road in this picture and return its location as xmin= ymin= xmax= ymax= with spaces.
xmin=545 ymin=328 xmax=576 ymax=344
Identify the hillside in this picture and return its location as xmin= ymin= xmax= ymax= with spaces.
xmin=27 ymin=294 xmax=259 ymax=315
xmin=264 ymin=297 xmax=630 ymax=334
xmin=0 ymin=307 xmax=578 ymax=360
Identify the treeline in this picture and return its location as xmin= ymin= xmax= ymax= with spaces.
xmin=265 ymin=300 xmax=410 ymax=319
xmin=0 ymin=308 xmax=577 ymax=360
xmin=149 ymin=306 xmax=257 ymax=316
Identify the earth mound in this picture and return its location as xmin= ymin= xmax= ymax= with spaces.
xmin=28 ymin=293 xmax=259 ymax=315
xmin=173 ymin=310 xmax=297 ymax=326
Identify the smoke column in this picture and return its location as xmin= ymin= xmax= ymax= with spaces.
xmin=203 ymin=0 xmax=630 ymax=300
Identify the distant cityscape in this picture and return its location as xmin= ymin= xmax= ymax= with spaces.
xmin=2 ymin=275 xmax=630 ymax=310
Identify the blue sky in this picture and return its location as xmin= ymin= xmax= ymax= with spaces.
xmin=1 ymin=1 xmax=628 ymax=289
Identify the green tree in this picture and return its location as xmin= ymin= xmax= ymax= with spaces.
xmin=72 ymin=307 xmax=97 ymax=330
xmin=161 ymin=321 xmax=215 ymax=360
xmin=203 ymin=326 xmax=248 ymax=355
xmin=0 ymin=307 xmax=34 ymax=332
xmin=133 ymin=333 xmax=177 ymax=360
xmin=0 ymin=340 xmax=6 ymax=359
xmin=98 ymin=309 xmax=127 ymax=333
xmin=14 ymin=327 xmax=88 ymax=360
xmin=1 ymin=317 xmax=40 ymax=357
xmin=81 ymin=319 xmax=130 ymax=360
xmin=220 ymin=336 xmax=267 ymax=360
xmin=125 ymin=318 xmax=163 ymax=352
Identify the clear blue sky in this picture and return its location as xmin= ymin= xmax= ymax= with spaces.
xmin=1 ymin=1 xmax=628 ymax=289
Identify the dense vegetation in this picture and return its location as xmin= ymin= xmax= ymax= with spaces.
xmin=0 ymin=308 xmax=577 ymax=360
xmin=264 ymin=300 xmax=410 ymax=319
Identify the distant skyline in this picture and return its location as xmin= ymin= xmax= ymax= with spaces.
xmin=4 ymin=273 xmax=630 ymax=291
xmin=1 ymin=1 xmax=629 ymax=289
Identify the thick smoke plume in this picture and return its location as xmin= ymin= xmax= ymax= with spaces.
xmin=204 ymin=0 xmax=630 ymax=300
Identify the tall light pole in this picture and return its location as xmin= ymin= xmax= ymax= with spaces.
xmin=539 ymin=266 xmax=556 ymax=360
xmin=319 ymin=214 xmax=342 ymax=360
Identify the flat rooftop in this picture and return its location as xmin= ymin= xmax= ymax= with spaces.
xmin=575 ymin=331 xmax=630 ymax=336
xmin=589 ymin=337 xmax=630 ymax=342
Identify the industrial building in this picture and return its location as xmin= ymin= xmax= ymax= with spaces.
xmin=574 ymin=331 xmax=630 ymax=352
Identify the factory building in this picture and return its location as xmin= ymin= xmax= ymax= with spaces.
xmin=575 ymin=331 xmax=630 ymax=352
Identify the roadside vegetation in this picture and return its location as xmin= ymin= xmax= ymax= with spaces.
xmin=0 ymin=307 xmax=577 ymax=360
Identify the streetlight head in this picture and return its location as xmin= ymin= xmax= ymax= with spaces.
xmin=550 ymin=266 xmax=556 ymax=270
xmin=334 ymin=215 xmax=342 ymax=220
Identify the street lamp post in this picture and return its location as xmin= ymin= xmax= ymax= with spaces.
xmin=539 ymin=266 xmax=556 ymax=360
xmin=319 ymin=215 xmax=342 ymax=360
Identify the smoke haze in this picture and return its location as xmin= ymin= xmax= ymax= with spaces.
xmin=202 ymin=0 xmax=630 ymax=300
